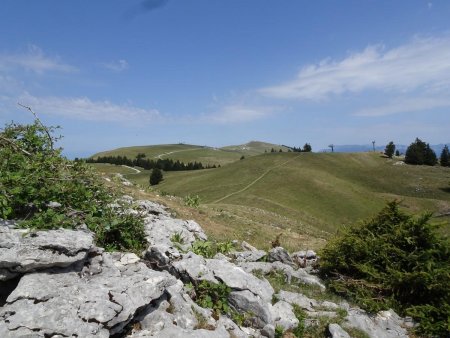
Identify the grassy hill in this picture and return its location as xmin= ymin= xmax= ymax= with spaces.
xmin=91 ymin=141 xmax=290 ymax=167
xmin=91 ymin=152 xmax=450 ymax=250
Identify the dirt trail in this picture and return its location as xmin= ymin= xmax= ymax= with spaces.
xmin=121 ymin=165 xmax=141 ymax=174
xmin=211 ymin=154 xmax=302 ymax=204
xmin=154 ymin=148 xmax=199 ymax=159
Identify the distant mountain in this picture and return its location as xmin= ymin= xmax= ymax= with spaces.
xmin=320 ymin=143 xmax=448 ymax=154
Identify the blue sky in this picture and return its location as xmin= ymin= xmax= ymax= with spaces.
xmin=1 ymin=0 xmax=450 ymax=157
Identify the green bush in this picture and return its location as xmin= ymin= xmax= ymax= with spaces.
xmin=193 ymin=280 xmax=231 ymax=318
xmin=184 ymin=194 xmax=201 ymax=208
xmin=191 ymin=240 xmax=234 ymax=258
xmin=0 ymin=120 xmax=146 ymax=253
xmin=319 ymin=201 xmax=450 ymax=337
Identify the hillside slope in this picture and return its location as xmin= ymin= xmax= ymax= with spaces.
xmin=92 ymin=152 xmax=450 ymax=249
xmin=91 ymin=141 xmax=290 ymax=166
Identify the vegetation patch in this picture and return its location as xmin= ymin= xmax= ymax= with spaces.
xmin=319 ymin=201 xmax=450 ymax=337
xmin=191 ymin=239 xmax=234 ymax=258
xmin=0 ymin=120 xmax=147 ymax=253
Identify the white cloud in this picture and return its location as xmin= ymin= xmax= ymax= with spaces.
xmin=205 ymin=104 xmax=278 ymax=124
xmin=102 ymin=59 xmax=129 ymax=72
xmin=0 ymin=45 xmax=77 ymax=74
xmin=17 ymin=93 xmax=161 ymax=123
xmin=260 ymin=36 xmax=450 ymax=100
xmin=354 ymin=97 xmax=450 ymax=117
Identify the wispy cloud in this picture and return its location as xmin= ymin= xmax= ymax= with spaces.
xmin=205 ymin=104 xmax=278 ymax=124
xmin=125 ymin=0 xmax=169 ymax=20
xmin=260 ymin=36 xmax=450 ymax=100
xmin=0 ymin=45 xmax=77 ymax=74
xmin=102 ymin=59 xmax=129 ymax=72
xmin=354 ymin=97 xmax=450 ymax=117
xmin=17 ymin=93 xmax=161 ymax=123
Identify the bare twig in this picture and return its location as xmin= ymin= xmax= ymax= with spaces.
xmin=0 ymin=135 xmax=32 ymax=156
xmin=17 ymin=103 xmax=54 ymax=150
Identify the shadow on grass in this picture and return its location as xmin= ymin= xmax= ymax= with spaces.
xmin=439 ymin=187 xmax=450 ymax=194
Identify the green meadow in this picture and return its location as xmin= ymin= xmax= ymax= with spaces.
xmin=91 ymin=151 xmax=450 ymax=250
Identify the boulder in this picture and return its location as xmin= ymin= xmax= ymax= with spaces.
xmin=276 ymin=290 xmax=318 ymax=312
xmin=0 ymin=227 xmax=94 ymax=281
xmin=145 ymin=218 xmax=207 ymax=249
xmin=268 ymin=246 xmax=294 ymax=266
xmin=0 ymin=251 xmax=176 ymax=337
xmin=229 ymin=290 xmax=272 ymax=329
xmin=270 ymin=301 xmax=299 ymax=331
xmin=328 ymin=323 xmax=351 ymax=338
xmin=345 ymin=308 xmax=409 ymax=338
xmin=233 ymin=250 xmax=267 ymax=262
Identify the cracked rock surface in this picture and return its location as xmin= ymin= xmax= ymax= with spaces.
xmin=0 ymin=227 xmax=94 ymax=281
xmin=0 ymin=250 xmax=176 ymax=337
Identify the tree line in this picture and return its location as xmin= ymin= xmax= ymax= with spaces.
xmin=83 ymin=153 xmax=216 ymax=171
xmin=384 ymin=138 xmax=450 ymax=167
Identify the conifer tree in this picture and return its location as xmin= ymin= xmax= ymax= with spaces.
xmin=384 ymin=141 xmax=395 ymax=158
xmin=150 ymin=168 xmax=163 ymax=185
xmin=440 ymin=145 xmax=449 ymax=167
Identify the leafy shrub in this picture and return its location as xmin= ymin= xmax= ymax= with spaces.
xmin=193 ymin=280 xmax=231 ymax=318
xmin=0 ymin=119 xmax=146 ymax=253
xmin=184 ymin=194 xmax=201 ymax=208
xmin=319 ymin=201 xmax=450 ymax=337
xmin=191 ymin=240 xmax=234 ymax=258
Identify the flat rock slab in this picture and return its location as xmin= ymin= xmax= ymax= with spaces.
xmin=145 ymin=218 xmax=207 ymax=248
xmin=0 ymin=252 xmax=176 ymax=337
xmin=345 ymin=308 xmax=409 ymax=338
xmin=0 ymin=227 xmax=94 ymax=281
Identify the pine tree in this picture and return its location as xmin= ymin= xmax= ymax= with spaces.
xmin=440 ymin=145 xmax=449 ymax=167
xmin=424 ymin=144 xmax=437 ymax=166
xmin=303 ymin=143 xmax=312 ymax=152
xmin=384 ymin=141 xmax=395 ymax=158
xmin=405 ymin=138 xmax=437 ymax=166
xmin=149 ymin=168 xmax=163 ymax=185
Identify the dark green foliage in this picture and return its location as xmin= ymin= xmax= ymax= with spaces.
xmin=85 ymin=154 xmax=214 ymax=171
xmin=395 ymin=150 xmax=400 ymax=157
xmin=274 ymin=325 xmax=284 ymax=338
xmin=303 ymin=143 xmax=312 ymax=152
xmin=149 ymin=168 xmax=163 ymax=185
xmin=405 ymin=138 xmax=437 ymax=166
xmin=440 ymin=145 xmax=450 ymax=167
xmin=0 ymin=120 xmax=146 ymax=253
xmin=384 ymin=141 xmax=395 ymax=158
xmin=319 ymin=201 xmax=450 ymax=337
xmin=193 ymin=280 xmax=231 ymax=317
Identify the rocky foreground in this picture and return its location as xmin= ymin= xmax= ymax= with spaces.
xmin=0 ymin=196 xmax=412 ymax=337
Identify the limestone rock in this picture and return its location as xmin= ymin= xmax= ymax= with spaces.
xmin=268 ymin=246 xmax=294 ymax=266
xmin=270 ymin=301 xmax=299 ymax=331
xmin=233 ymin=250 xmax=267 ymax=262
xmin=328 ymin=323 xmax=351 ymax=338
xmin=0 ymin=252 xmax=176 ymax=337
xmin=345 ymin=308 xmax=409 ymax=338
xmin=0 ymin=227 xmax=94 ymax=281
xmin=276 ymin=290 xmax=318 ymax=312
xmin=229 ymin=290 xmax=272 ymax=329
xmin=145 ymin=218 xmax=207 ymax=249
xmin=238 ymin=261 xmax=325 ymax=289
